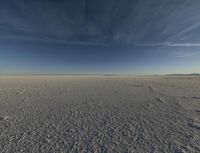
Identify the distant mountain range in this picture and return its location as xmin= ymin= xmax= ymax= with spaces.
xmin=166 ymin=73 xmax=200 ymax=76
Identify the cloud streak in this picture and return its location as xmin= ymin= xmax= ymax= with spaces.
xmin=167 ymin=43 xmax=200 ymax=47
xmin=167 ymin=51 xmax=200 ymax=58
xmin=1 ymin=0 xmax=200 ymax=45
xmin=136 ymin=42 xmax=200 ymax=47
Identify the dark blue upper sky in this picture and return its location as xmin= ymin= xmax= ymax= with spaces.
xmin=0 ymin=0 xmax=200 ymax=74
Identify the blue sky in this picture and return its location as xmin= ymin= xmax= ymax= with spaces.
xmin=0 ymin=0 xmax=200 ymax=74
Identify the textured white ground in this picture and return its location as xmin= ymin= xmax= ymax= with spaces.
xmin=0 ymin=76 xmax=200 ymax=153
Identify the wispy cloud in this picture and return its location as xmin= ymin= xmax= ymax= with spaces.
xmin=174 ymin=23 xmax=200 ymax=38
xmin=167 ymin=50 xmax=200 ymax=58
xmin=1 ymin=0 xmax=200 ymax=46
xmin=167 ymin=43 xmax=200 ymax=47
xmin=136 ymin=42 xmax=200 ymax=47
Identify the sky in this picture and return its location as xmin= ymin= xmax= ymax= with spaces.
xmin=0 ymin=0 xmax=200 ymax=75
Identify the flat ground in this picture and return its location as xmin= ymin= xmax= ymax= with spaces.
xmin=0 ymin=76 xmax=200 ymax=153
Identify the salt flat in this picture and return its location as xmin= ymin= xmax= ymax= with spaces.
xmin=0 ymin=76 xmax=200 ymax=153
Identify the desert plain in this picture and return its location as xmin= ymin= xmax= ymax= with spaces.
xmin=0 ymin=76 xmax=200 ymax=153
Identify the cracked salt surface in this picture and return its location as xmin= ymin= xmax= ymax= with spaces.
xmin=0 ymin=76 xmax=200 ymax=152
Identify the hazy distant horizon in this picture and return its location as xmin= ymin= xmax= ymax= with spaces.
xmin=0 ymin=72 xmax=200 ymax=76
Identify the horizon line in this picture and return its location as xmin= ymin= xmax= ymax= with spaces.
xmin=0 ymin=73 xmax=200 ymax=76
